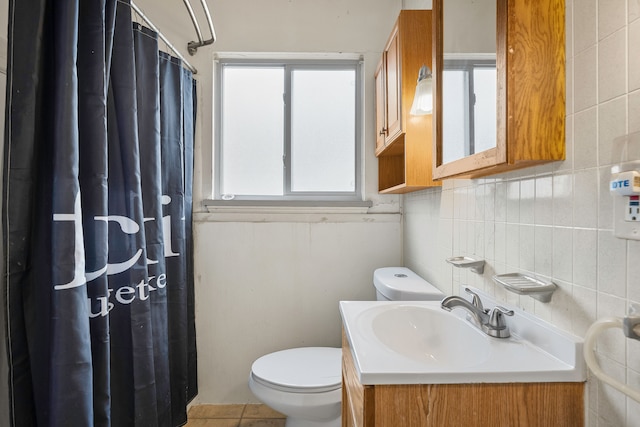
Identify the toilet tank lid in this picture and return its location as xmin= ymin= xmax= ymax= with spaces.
xmin=373 ymin=267 xmax=444 ymax=301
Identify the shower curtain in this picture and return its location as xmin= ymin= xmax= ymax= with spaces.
xmin=2 ymin=0 xmax=197 ymax=425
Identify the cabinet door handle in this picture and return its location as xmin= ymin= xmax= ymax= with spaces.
xmin=379 ymin=128 xmax=387 ymax=136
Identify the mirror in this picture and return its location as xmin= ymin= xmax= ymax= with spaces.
xmin=439 ymin=0 xmax=497 ymax=164
xmin=433 ymin=0 xmax=565 ymax=180
xmin=433 ymin=0 xmax=512 ymax=179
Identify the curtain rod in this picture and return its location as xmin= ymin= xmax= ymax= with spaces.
xmin=184 ymin=0 xmax=217 ymax=56
xmin=130 ymin=1 xmax=198 ymax=75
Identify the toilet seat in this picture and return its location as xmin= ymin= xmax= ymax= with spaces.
xmin=250 ymin=347 xmax=342 ymax=393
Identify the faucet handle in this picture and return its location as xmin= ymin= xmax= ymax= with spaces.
xmin=488 ymin=306 xmax=514 ymax=329
xmin=464 ymin=287 xmax=485 ymax=312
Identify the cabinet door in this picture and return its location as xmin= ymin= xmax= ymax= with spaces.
xmin=374 ymin=58 xmax=386 ymax=153
xmin=384 ymin=27 xmax=401 ymax=143
xmin=432 ymin=0 xmax=565 ymax=179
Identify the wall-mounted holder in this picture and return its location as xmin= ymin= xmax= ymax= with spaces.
xmin=492 ymin=273 xmax=557 ymax=303
xmin=446 ymin=256 xmax=485 ymax=274
xmin=624 ymin=303 xmax=640 ymax=340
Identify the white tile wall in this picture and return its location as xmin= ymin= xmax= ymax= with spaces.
xmin=403 ymin=1 xmax=640 ymax=425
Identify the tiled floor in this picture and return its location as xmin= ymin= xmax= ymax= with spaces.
xmin=186 ymin=404 xmax=286 ymax=427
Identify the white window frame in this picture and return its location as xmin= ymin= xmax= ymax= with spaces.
xmin=442 ymin=54 xmax=496 ymax=163
xmin=212 ymin=55 xmax=365 ymax=204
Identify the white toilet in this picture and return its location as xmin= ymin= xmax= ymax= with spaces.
xmin=372 ymin=266 xmax=444 ymax=302
xmin=248 ymin=267 xmax=444 ymax=427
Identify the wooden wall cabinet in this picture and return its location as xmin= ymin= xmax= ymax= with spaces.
xmin=375 ymin=10 xmax=440 ymax=194
xmin=342 ymin=329 xmax=584 ymax=427
xmin=432 ymin=0 xmax=565 ymax=180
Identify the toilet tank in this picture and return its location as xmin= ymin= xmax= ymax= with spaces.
xmin=373 ymin=267 xmax=444 ymax=301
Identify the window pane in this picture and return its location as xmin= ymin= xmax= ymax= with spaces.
xmin=442 ymin=70 xmax=469 ymax=164
xmin=221 ymin=66 xmax=284 ymax=196
xmin=473 ymin=67 xmax=497 ymax=154
xmin=290 ymin=69 xmax=356 ymax=192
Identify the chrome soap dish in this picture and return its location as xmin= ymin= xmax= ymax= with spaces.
xmin=446 ymin=256 xmax=485 ymax=274
xmin=492 ymin=273 xmax=557 ymax=303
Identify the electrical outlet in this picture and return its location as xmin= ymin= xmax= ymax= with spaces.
xmin=627 ymin=195 xmax=640 ymax=221
xmin=609 ymin=134 xmax=640 ymax=239
xmin=613 ymin=195 xmax=640 ymax=239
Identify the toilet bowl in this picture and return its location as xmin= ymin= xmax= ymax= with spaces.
xmin=249 ymin=347 xmax=342 ymax=427
xmin=248 ymin=267 xmax=443 ymax=426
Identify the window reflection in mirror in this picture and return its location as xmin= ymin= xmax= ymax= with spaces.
xmin=442 ymin=56 xmax=496 ymax=164
xmin=440 ymin=0 xmax=497 ymax=166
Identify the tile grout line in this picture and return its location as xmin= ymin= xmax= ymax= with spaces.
xmin=239 ymin=403 xmax=247 ymax=421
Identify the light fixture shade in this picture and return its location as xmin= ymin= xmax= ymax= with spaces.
xmin=410 ymin=65 xmax=433 ymax=115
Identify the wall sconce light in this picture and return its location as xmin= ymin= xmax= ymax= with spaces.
xmin=410 ymin=64 xmax=433 ymax=115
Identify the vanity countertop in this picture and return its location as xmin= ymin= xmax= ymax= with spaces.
xmin=340 ymin=288 xmax=586 ymax=385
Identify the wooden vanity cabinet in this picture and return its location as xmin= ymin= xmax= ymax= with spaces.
xmin=375 ymin=10 xmax=440 ymax=194
xmin=342 ymin=329 xmax=584 ymax=427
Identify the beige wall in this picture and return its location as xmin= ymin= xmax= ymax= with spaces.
xmin=404 ymin=1 xmax=640 ymax=425
xmin=193 ymin=216 xmax=401 ymax=402
xmin=129 ymin=0 xmax=407 ymax=403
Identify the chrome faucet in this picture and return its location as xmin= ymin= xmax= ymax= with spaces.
xmin=441 ymin=288 xmax=514 ymax=338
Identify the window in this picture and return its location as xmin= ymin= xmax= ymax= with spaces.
xmin=442 ymin=57 xmax=496 ymax=165
xmin=215 ymin=58 xmax=363 ymax=202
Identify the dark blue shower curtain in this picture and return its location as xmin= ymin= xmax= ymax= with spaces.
xmin=2 ymin=0 xmax=197 ymax=426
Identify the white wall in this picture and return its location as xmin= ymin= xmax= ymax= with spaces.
xmin=135 ymin=0 xmax=404 ymax=213
xmin=188 ymin=0 xmax=408 ymax=403
xmin=130 ymin=0 xmax=408 ymax=403
xmin=404 ymin=1 xmax=640 ymax=426
xmin=194 ymin=215 xmax=401 ymax=402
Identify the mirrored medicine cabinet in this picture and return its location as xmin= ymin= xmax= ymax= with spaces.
xmin=432 ymin=0 xmax=566 ymax=180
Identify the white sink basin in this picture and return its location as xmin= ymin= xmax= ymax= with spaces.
xmin=340 ymin=288 xmax=586 ymax=385
xmin=369 ymin=304 xmax=490 ymax=367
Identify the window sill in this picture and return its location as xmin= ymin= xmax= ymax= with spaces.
xmin=204 ymin=199 xmax=372 ymax=213
xmin=196 ymin=199 xmax=400 ymax=223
